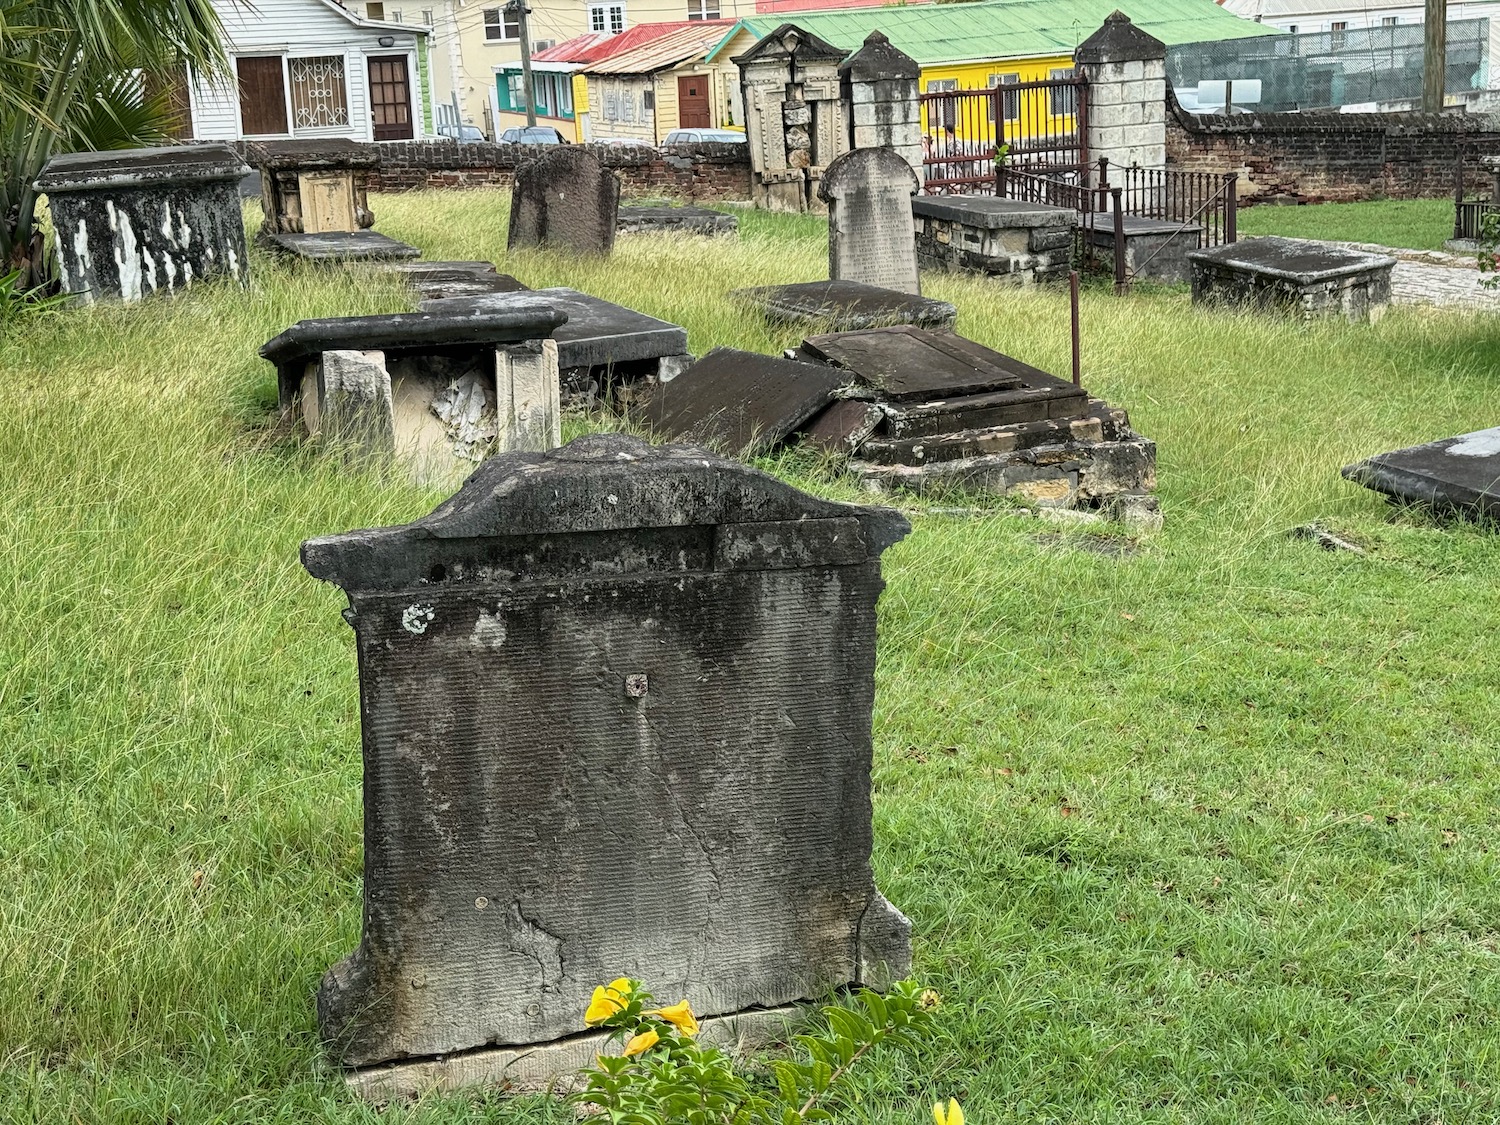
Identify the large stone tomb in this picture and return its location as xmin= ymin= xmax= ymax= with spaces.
xmin=617 ymin=205 xmax=739 ymax=237
xmin=818 ymin=148 xmax=922 ymax=295
xmin=421 ymin=288 xmax=692 ymax=402
xmin=794 ymin=326 xmax=1158 ymax=520
xmin=1343 ymin=427 xmax=1500 ymax=518
xmin=642 ymin=347 xmax=848 ymax=455
xmin=730 ymin=279 xmax=957 ymax=331
xmin=249 ymin=138 xmax=378 ymax=236
xmin=261 ymin=305 xmax=567 ymax=480
xmin=34 ymin=145 xmax=250 ymax=304
xmin=911 ymin=196 xmax=1076 ymax=286
xmin=1083 ymin=216 xmax=1202 ymax=284
xmin=304 ymin=433 xmax=913 ymax=1095
xmin=508 ymin=147 xmax=621 ymax=255
xmin=1189 ymin=236 xmax=1395 ymax=322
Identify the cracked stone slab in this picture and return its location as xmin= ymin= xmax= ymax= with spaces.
xmin=730 ymin=280 xmax=957 ymax=331
xmin=303 ymin=433 xmax=912 ymax=1073
xmin=262 ymin=230 xmax=422 ymax=261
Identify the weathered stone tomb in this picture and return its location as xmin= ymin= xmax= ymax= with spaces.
xmin=34 ymin=144 xmax=250 ymax=304
xmin=730 ymin=279 xmax=957 ymax=330
xmin=819 ymin=148 xmax=922 ymax=295
xmin=1189 ymin=236 xmax=1395 ymax=322
xmin=911 ymin=196 xmax=1076 ymax=286
xmin=508 ymin=147 xmax=621 ymax=255
xmin=251 ymin=138 xmax=378 ymax=236
xmin=304 ymin=432 xmax=913 ymax=1094
xmin=1343 ymin=427 xmax=1500 ymax=518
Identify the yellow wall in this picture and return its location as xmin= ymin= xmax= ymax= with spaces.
xmin=917 ymin=54 xmax=1078 ymax=146
xmin=495 ymin=109 xmax=584 ymax=142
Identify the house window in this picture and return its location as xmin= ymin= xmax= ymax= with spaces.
xmin=589 ymin=2 xmax=625 ymax=34
xmin=390 ymin=8 xmax=403 ymax=21
xmin=505 ymin=73 xmax=524 ymax=108
xmin=289 ymin=55 xmax=349 ymax=129
xmin=485 ymin=7 xmax=521 ymax=39
xmin=366 ymin=1 xmax=384 ymax=17
xmin=926 ymin=78 xmax=957 ymax=131
xmin=643 ymin=88 xmax=654 ymax=112
xmin=1287 ymin=23 xmax=1298 ymax=33
xmin=987 ymin=73 xmax=1020 ymax=122
xmin=422 ymin=7 xmax=433 ymax=21
xmin=687 ymin=0 xmax=719 ymax=18
xmin=1049 ymin=67 xmax=1076 ymax=115
xmin=1381 ymin=15 xmax=1397 ymax=25
xmin=237 ymin=55 xmax=289 ymax=136
xmin=1330 ymin=20 xmax=1348 ymax=48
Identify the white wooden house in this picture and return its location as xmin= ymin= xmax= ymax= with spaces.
xmin=183 ymin=0 xmax=435 ymax=142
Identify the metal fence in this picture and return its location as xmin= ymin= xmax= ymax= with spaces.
xmin=1110 ymin=162 xmax=1238 ymax=248
xmin=1168 ymin=19 xmax=1489 ymax=112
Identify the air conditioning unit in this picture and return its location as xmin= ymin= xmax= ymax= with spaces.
xmin=534 ymin=38 xmax=555 ymax=50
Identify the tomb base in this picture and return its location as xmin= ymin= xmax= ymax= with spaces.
xmin=617 ymin=205 xmax=738 ymax=236
xmin=912 ymin=197 xmax=1076 ymax=285
xmin=1188 ymin=236 xmax=1395 ymax=322
xmin=1084 ymin=216 xmax=1202 ymax=284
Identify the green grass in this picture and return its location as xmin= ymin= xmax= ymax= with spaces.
xmin=1235 ymin=199 xmax=1455 ymax=251
xmin=3 ymin=189 xmax=1500 ymax=1124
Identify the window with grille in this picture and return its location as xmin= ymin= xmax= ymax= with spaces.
xmin=987 ymin=73 xmax=1020 ymax=122
xmin=1381 ymin=15 xmax=1398 ymax=25
xmin=686 ymin=0 xmax=718 ymax=18
xmin=1330 ymin=20 xmax=1348 ymax=48
xmin=1048 ymin=68 xmax=1076 ymax=115
xmin=588 ymin=3 xmax=625 ymax=34
xmin=366 ymin=1 xmax=384 ymax=17
xmin=484 ymin=7 xmax=520 ymax=39
xmin=289 ymin=55 xmax=349 ymax=130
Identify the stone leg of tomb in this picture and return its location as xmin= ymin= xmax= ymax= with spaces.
xmin=657 ymin=353 xmax=694 ymax=383
xmin=495 ymin=339 xmax=561 ymax=453
xmin=318 ymin=349 xmax=396 ymax=460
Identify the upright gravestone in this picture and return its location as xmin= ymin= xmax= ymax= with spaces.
xmin=304 ymin=433 xmax=912 ymax=1097
xmin=34 ymin=145 xmax=250 ymax=304
xmin=818 ymin=148 xmax=922 ymax=295
xmin=508 ymin=147 xmax=621 ymax=255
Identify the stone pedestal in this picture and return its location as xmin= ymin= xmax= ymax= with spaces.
xmin=1075 ymin=13 xmax=1168 ymax=183
xmin=1188 ymin=236 xmax=1396 ymax=322
xmin=1085 ymin=216 xmax=1202 ymax=283
xmin=248 ymin=138 xmax=378 ymax=236
xmin=301 ymin=433 xmax=912 ymax=1089
xmin=840 ymin=33 xmax=923 ymax=180
xmin=911 ymin=196 xmax=1076 ymax=284
xmin=33 ymin=144 xmax=250 ymax=304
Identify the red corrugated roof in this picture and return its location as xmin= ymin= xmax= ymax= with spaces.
xmin=533 ymin=20 xmax=735 ymax=64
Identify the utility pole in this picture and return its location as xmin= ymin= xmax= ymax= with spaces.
xmin=1423 ymin=0 xmax=1447 ymax=112
xmin=506 ymin=0 xmax=536 ymax=127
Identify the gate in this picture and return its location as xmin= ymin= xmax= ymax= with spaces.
xmin=918 ymin=72 xmax=1089 ymax=195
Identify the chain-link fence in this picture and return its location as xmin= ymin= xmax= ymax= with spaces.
xmin=1167 ymin=19 xmax=1489 ymax=112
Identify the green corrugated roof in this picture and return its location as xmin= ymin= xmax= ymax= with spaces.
xmin=734 ymin=0 xmax=1276 ymax=66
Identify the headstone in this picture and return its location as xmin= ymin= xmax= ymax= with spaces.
xmin=33 ymin=144 xmax=250 ymax=304
xmin=817 ymin=149 xmax=921 ymax=295
xmin=262 ymin=231 xmax=422 ymax=262
xmin=1188 ymin=236 xmax=1395 ymax=322
xmin=303 ymin=432 xmax=913 ymax=1092
xmin=731 ymin=279 xmax=956 ymax=330
xmin=247 ymin=138 xmax=379 ymax=237
xmin=1342 ymin=427 xmax=1500 ymax=517
xmin=617 ymin=205 xmax=738 ymax=237
xmin=508 ymin=147 xmax=621 ymax=255
xmin=642 ymin=347 xmax=847 ymax=456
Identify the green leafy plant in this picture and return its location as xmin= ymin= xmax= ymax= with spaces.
xmin=573 ymin=977 xmax=945 ymax=1125
xmin=0 ymin=264 xmax=72 ymax=333
xmin=1476 ymin=208 xmax=1500 ymax=290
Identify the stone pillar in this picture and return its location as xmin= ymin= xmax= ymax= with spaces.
xmin=495 ymin=339 xmax=561 ymax=452
xmin=1074 ymin=11 xmax=1168 ymax=183
xmin=839 ymin=32 xmax=923 ymax=181
xmin=318 ymin=349 xmax=396 ymax=460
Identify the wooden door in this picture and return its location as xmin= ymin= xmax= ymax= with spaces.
xmin=368 ymin=55 xmax=414 ymax=141
xmin=237 ymin=55 xmax=288 ymax=136
xmin=677 ymin=75 xmax=711 ymax=129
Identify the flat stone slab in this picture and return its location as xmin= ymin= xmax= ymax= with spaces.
xmin=260 ymin=307 xmax=568 ymax=373
xmin=245 ymin=138 xmax=381 ymax=170
xmin=365 ymin=260 xmax=529 ymax=299
xmin=34 ymin=143 xmax=248 ymax=192
xmin=618 ymin=205 xmax=738 ymax=236
xmin=911 ymin=196 xmax=1075 ymax=230
xmin=1342 ymin=427 xmax=1500 ymax=517
xmin=421 ymin=288 xmax=688 ymax=371
xmin=731 ymin=280 xmax=957 ymax=331
xmin=801 ymin=325 xmax=1035 ymax=401
xmin=642 ymin=347 xmax=847 ymax=456
xmin=263 ymin=230 xmax=422 ymax=261
xmin=1085 ymin=215 xmax=1203 ymax=239
xmin=1188 ymin=236 xmax=1395 ymax=284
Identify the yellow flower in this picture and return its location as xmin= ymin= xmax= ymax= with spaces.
xmin=919 ymin=988 xmax=942 ymax=1011
xmin=584 ymin=985 xmax=627 ymax=1025
xmin=607 ymin=977 xmax=634 ymax=994
xmin=622 ymin=1028 xmax=660 ymax=1057
xmin=646 ymin=998 xmax=699 ymax=1037
xmin=933 ymin=1098 xmax=964 ymax=1125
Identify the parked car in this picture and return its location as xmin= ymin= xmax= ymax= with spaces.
xmin=437 ymin=123 xmax=487 ymax=142
xmin=498 ymin=126 xmax=569 ymax=145
xmin=663 ymin=128 xmax=746 ymax=145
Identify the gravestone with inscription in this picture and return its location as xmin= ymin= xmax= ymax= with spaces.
xmin=304 ymin=432 xmax=913 ymax=1098
xmin=817 ymin=148 xmax=921 ymax=295
xmin=508 ymin=147 xmax=621 ymax=255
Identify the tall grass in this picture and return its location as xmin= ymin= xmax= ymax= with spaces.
xmin=2 ymin=191 xmax=1498 ymax=1123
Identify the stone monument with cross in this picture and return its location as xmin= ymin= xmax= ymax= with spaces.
xmin=818 ymin=147 xmax=922 ymax=295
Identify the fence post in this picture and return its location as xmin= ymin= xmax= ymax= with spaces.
xmin=1454 ymin=143 xmax=1466 ymax=239
xmin=1112 ymin=186 xmax=1127 ymax=295
xmin=1225 ymin=172 xmax=1237 ymax=243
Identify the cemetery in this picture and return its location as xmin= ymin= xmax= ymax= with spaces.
xmin=5 ymin=15 xmax=1500 ymax=1123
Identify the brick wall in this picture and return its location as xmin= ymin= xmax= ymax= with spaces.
xmin=236 ymin=140 xmax=752 ymax=200
xmin=1165 ymin=94 xmax=1500 ymax=205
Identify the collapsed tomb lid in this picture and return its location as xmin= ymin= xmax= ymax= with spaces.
xmin=1188 ymin=236 xmax=1396 ymax=283
xmin=801 ymin=325 xmax=1079 ymax=401
xmin=259 ymin=306 xmax=568 ymax=370
xmin=244 ymin=138 xmax=381 ymax=171
xmin=33 ymin=144 xmax=250 ymax=193
xmin=1342 ymin=426 xmax=1500 ymax=517
xmin=301 ymin=433 xmax=909 ymax=590
xmin=730 ymin=280 xmax=957 ymax=331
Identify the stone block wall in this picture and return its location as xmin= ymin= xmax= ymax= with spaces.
xmin=1165 ymin=98 xmax=1500 ymax=204
xmin=232 ymin=141 xmax=753 ymax=200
